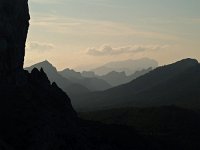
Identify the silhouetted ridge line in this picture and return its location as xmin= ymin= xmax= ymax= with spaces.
xmin=0 ymin=1 xmax=150 ymax=149
xmin=75 ymin=58 xmax=200 ymax=111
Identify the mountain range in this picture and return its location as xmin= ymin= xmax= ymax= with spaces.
xmin=98 ymin=68 xmax=152 ymax=87
xmin=25 ymin=61 xmax=90 ymax=99
xmin=60 ymin=67 xmax=152 ymax=87
xmin=59 ymin=68 xmax=111 ymax=91
xmin=74 ymin=58 xmax=200 ymax=111
xmin=91 ymin=58 xmax=158 ymax=75
xmin=3 ymin=1 xmax=200 ymax=149
xmin=25 ymin=60 xmax=153 ymax=103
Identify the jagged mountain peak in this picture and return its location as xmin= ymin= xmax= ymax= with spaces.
xmin=32 ymin=60 xmax=55 ymax=68
xmin=26 ymin=60 xmax=58 ymax=74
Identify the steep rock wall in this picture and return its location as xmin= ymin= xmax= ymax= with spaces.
xmin=0 ymin=0 xmax=30 ymax=83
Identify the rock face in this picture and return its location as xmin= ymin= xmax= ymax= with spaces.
xmin=0 ymin=1 xmax=150 ymax=150
xmin=0 ymin=69 xmax=149 ymax=150
xmin=0 ymin=0 xmax=30 ymax=83
xmin=0 ymin=69 xmax=78 ymax=149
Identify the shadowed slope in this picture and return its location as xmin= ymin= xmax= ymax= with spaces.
xmin=75 ymin=58 xmax=200 ymax=111
xmin=0 ymin=1 xmax=151 ymax=149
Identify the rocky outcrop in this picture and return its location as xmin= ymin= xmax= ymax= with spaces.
xmin=0 ymin=69 xmax=77 ymax=149
xmin=0 ymin=0 xmax=30 ymax=84
xmin=0 ymin=1 xmax=151 ymax=150
xmin=0 ymin=69 xmax=150 ymax=150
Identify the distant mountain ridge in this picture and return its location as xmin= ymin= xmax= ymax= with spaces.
xmin=59 ymin=68 xmax=112 ymax=91
xmin=26 ymin=59 xmax=154 ymax=95
xmin=99 ymin=68 xmax=152 ymax=87
xmin=91 ymin=58 xmax=158 ymax=75
xmin=75 ymin=58 xmax=200 ymax=111
xmin=60 ymin=67 xmax=153 ymax=88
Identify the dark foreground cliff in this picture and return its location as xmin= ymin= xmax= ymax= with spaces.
xmin=0 ymin=0 xmax=151 ymax=149
xmin=0 ymin=0 xmax=30 ymax=83
xmin=0 ymin=69 xmax=151 ymax=150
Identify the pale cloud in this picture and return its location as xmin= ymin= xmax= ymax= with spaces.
xmin=87 ymin=45 xmax=169 ymax=56
xmin=27 ymin=41 xmax=55 ymax=52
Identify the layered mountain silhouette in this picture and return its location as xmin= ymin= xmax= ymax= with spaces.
xmin=26 ymin=61 xmax=112 ymax=92
xmin=60 ymin=67 xmax=152 ymax=88
xmin=75 ymin=58 xmax=200 ymax=111
xmin=0 ymin=1 xmax=151 ymax=149
xmin=98 ymin=68 xmax=152 ymax=87
xmin=59 ymin=68 xmax=111 ymax=91
xmin=91 ymin=58 xmax=158 ymax=75
xmin=26 ymin=60 xmax=153 ymax=100
xmin=2 ymin=0 xmax=200 ymax=149
xmin=1 ymin=68 xmax=149 ymax=150
xmin=25 ymin=60 xmax=90 ymax=98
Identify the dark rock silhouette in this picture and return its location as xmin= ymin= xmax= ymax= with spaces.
xmin=0 ymin=0 xmax=30 ymax=84
xmin=0 ymin=69 xmax=78 ymax=149
xmin=3 ymin=1 xmax=198 ymax=149
xmin=25 ymin=60 xmax=90 ymax=98
xmin=25 ymin=60 xmax=111 ymax=93
xmin=0 ymin=70 xmax=150 ymax=150
xmin=0 ymin=1 xmax=151 ymax=149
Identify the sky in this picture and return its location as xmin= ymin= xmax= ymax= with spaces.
xmin=25 ymin=0 xmax=200 ymax=71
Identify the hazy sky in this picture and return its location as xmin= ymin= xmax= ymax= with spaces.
xmin=25 ymin=0 xmax=200 ymax=70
